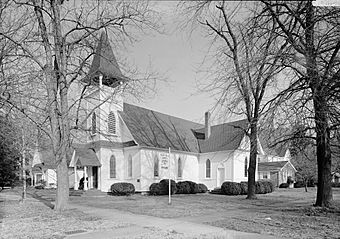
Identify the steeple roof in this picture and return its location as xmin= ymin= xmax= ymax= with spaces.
xmin=86 ymin=32 xmax=128 ymax=87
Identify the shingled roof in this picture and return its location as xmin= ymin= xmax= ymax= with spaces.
xmin=120 ymin=103 xmax=249 ymax=153
xmin=119 ymin=103 xmax=203 ymax=152
xmin=194 ymin=119 xmax=248 ymax=153
xmin=258 ymin=161 xmax=289 ymax=172
xmin=86 ymin=32 xmax=128 ymax=87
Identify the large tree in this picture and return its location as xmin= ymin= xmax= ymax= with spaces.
xmin=0 ymin=0 xmax=161 ymax=210
xmin=262 ymin=0 xmax=340 ymax=207
xmin=180 ymin=1 xmax=287 ymax=199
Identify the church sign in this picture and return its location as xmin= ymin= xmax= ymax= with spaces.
xmin=160 ymin=152 xmax=169 ymax=169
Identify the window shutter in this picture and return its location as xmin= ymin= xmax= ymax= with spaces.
xmin=110 ymin=155 xmax=116 ymax=178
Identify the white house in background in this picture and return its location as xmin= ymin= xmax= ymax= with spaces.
xmin=258 ymin=141 xmax=297 ymax=187
xmin=34 ymin=32 xmax=295 ymax=192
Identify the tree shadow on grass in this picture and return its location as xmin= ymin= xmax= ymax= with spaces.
xmin=27 ymin=191 xmax=55 ymax=209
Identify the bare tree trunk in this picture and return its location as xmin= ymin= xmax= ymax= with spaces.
xmin=314 ymin=97 xmax=333 ymax=207
xmin=304 ymin=1 xmax=333 ymax=207
xmin=247 ymin=119 xmax=257 ymax=199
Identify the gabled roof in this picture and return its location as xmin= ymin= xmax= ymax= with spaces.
xmin=119 ymin=103 xmax=249 ymax=153
xmin=119 ymin=103 xmax=203 ymax=152
xmin=194 ymin=119 xmax=248 ymax=153
xmin=86 ymin=32 xmax=128 ymax=87
xmin=72 ymin=147 xmax=101 ymax=167
xmin=258 ymin=161 xmax=289 ymax=172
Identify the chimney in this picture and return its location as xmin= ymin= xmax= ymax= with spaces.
xmin=205 ymin=111 xmax=211 ymax=139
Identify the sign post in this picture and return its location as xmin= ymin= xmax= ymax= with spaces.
xmin=168 ymin=147 xmax=171 ymax=205
xmin=160 ymin=150 xmax=171 ymax=204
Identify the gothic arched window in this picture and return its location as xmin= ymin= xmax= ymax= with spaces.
xmin=128 ymin=155 xmax=132 ymax=178
xmin=110 ymin=155 xmax=116 ymax=178
xmin=154 ymin=155 xmax=159 ymax=177
xmin=178 ymin=157 xmax=182 ymax=178
xmin=206 ymin=159 xmax=211 ymax=178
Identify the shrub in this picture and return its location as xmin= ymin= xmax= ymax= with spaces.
xmin=279 ymin=183 xmax=289 ymax=188
xmin=176 ymin=181 xmax=192 ymax=194
xmin=259 ymin=180 xmax=274 ymax=194
xmin=294 ymin=180 xmax=305 ymax=188
xmin=255 ymin=181 xmax=266 ymax=194
xmin=221 ymin=181 xmax=241 ymax=195
xmin=287 ymin=176 xmax=294 ymax=184
xmin=331 ymin=182 xmax=340 ymax=188
xmin=176 ymin=181 xmax=199 ymax=194
xmin=110 ymin=182 xmax=135 ymax=196
xmin=149 ymin=183 xmax=162 ymax=195
xmin=197 ymin=183 xmax=208 ymax=193
xmin=149 ymin=179 xmax=177 ymax=195
xmin=240 ymin=182 xmax=248 ymax=195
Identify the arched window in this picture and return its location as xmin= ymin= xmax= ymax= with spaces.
xmin=110 ymin=155 xmax=116 ymax=178
xmin=178 ymin=157 xmax=182 ymax=178
xmin=154 ymin=155 xmax=159 ymax=177
xmin=244 ymin=157 xmax=248 ymax=177
xmin=108 ymin=111 xmax=116 ymax=134
xmin=91 ymin=112 xmax=96 ymax=134
xmin=128 ymin=155 xmax=132 ymax=178
xmin=206 ymin=159 xmax=211 ymax=178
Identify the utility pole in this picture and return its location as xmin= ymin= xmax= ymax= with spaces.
xmin=22 ymin=131 xmax=26 ymax=200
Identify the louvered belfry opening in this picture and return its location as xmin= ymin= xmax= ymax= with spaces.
xmin=108 ymin=111 xmax=116 ymax=134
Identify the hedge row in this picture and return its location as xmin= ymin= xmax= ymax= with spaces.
xmin=110 ymin=182 xmax=135 ymax=196
xmin=149 ymin=180 xmax=208 ymax=195
xmin=219 ymin=180 xmax=274 ymax=195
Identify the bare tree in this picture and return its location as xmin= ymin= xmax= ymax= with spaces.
xmin=262 ymin=0 xmax=340 ymax=207
xmin=0 ymin=0 xmax=162 ymax=210
xmin=180 ymin=1 xmax=287 ymax=199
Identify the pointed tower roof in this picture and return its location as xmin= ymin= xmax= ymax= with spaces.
xmin=86 ymin=32 xmax=128 ymax=87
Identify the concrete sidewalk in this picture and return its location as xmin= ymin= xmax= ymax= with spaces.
xmin=67 ymin=204 xmax=283 ymax=239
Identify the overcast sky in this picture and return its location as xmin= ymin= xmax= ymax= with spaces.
xmin=123 ymin=1 xmax=217 ymax=124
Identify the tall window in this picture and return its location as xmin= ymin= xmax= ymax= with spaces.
xmin=91 ymin=112 xmax=96 ymax=134
xmin=154 ymin=156 xmax=159 ymax=177
xmin=206 ymin=159 xmax=211 ymax=178
xmin=128 ymin=155 xmax=132 ymax=178
xmin=178 ymin=157 xmax=182 ymax=178
xmin=244 ymin=157 xmax=248 ymax=177
xmin=110 ymin=155 xmax=116 ymax=178
xmin=108 ymin=111 xmax=116 ymax=134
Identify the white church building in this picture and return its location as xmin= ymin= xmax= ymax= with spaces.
xmin=32 ymin=32 xmax=296 ymax=192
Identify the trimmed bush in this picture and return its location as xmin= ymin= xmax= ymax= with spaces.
xmin=221 ymin=181 xmax=241 ymax=195
xmin=294 ymin=180 xmax=305 ymax=188
xmin=149 ymin=183 xmax=161 ymax=195
xmin=197 ymin=183 xmax=208 ymax=193
xmin=287 ymin=176 xmax=294 ymax=184
xmin=176 ymin=181 xmax=199 ymax=194
xmin=110 ymin=182 xmax=135 ymax=196
xmin=176 ymin=181 xmax=192 ymax=194
xmin=279 ymin=183 xmax=289 ymax=188
xmin=240 ymin=182 xmax=248 ymax=195
xmin=332 ymin=182 xmax=340 ymax=188
xmin=259 ymin=180 xmax=274 ymax=194
xmin=255 ymin=181 xmax=266 ymax=194
xmin=159 ymin=179 xmax=177 ymax=195
xmin=149 ymin=179 xmax=177 ymax=195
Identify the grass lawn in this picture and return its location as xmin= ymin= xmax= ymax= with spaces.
xmin=69 ymin=187 xmax=340 ymax=239
xmin=0 ymin=188 xmax=131 ymax=239
xmin=1 ymin=187 xmax=339 ymax=239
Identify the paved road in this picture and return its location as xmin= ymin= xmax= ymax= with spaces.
xmin=66 ymin=203 xmax=283 ymax=239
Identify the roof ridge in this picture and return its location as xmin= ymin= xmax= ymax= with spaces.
xmin=123 ymin=102 xmax=203 ymax=127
